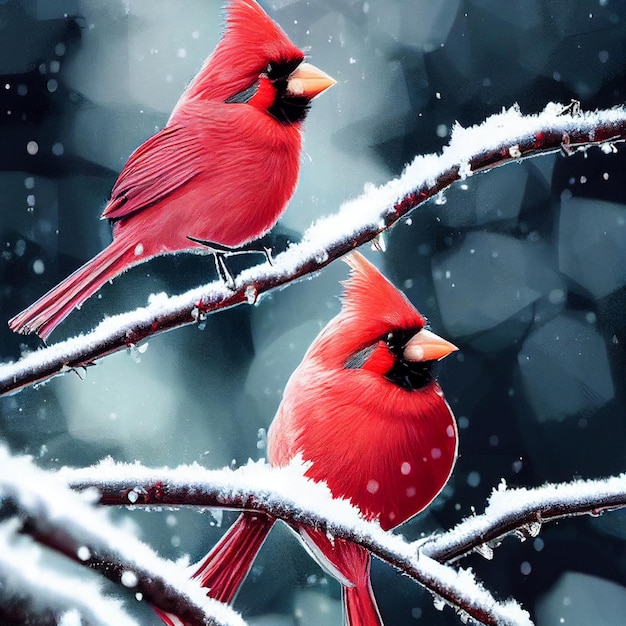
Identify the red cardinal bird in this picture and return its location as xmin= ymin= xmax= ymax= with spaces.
xmin=8 ymin=0 xmax=334 ymax=341
xmin=187 ymin=252 xmax=459 ymax=626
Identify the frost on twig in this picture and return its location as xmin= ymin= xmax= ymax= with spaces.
xmin=0 ymin=446 xmax=246 ymax=626
xmin=1 ymin=102 xmax=626 ymax=395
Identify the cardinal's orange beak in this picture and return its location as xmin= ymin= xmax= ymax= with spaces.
xmin=403 ymin=328 xmax=458 ymax=363
xmin=286 ymin=62 xmax=336 ymax=100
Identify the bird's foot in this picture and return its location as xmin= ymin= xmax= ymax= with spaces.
xmin=262 ymin=246 xmax=274 ymax=265
xmin=186 ymin=236 xmax=274 ymax=287
xmin=187 ymin=236 xmax=236 ymax=288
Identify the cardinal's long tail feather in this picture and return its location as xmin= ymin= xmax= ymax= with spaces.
xmin=344 ymin=576 xmax=383 ymax=626
xmin=8 ymin=238 xmax=138 ymax=341
xmin=192 ymin=512 xmax=275 ymax=603
xmin=298 ymin=527 xmax=383 ymax=625
xmin=152 ymin=513 xmax=274 ymax=625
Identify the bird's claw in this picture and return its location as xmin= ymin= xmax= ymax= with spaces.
xmin=186 ymin=235 xmax=274 ymax=287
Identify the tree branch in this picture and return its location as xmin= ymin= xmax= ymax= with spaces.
xmin=0 ymin=527 xmax=140 ymax=626
xmin=0 ymin=447 xmax=246 ymax=626
xmin=9 ymin=453 xmax=626 ymax=624
xmin=61 ymin=462 xmax=626 ymax=625
xmin=419 ymin=475 xmax=626 ymax=563
xmin=2 ymin=103 xmax=625 ymax=395
xmin=62 ymin=458 xmax=534 ymax=626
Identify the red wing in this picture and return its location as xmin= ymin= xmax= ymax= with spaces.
xmin=102 ymin=124 xmax=202 ymax=221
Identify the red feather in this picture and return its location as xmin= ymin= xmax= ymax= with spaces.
xmin=9 ymin=0 xmax=333 ymax=340
xmin=190 ymin=252 xmax=458 ymax=626
xmin=170 ymin=0 xmax=305 ymax=113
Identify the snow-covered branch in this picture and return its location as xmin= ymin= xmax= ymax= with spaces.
xmin=0 ymin=523 xmax=140 ymax=626
xmin=0 ymin=447 xmax=246 ymax=626
xmin=62 ymin=461 xmax=626 ymax=625
xmin=420 ymin=474 xmax=626 ymax=563
xmin=1 ymin=103 xmax=625 ymax=396
xmin=62 ymin=458 xmax=533 ymax=626
xmin=68 ymin=460 xmax=626 ymax=570
xmin=8 ymin=453 xmax=626 ymax=624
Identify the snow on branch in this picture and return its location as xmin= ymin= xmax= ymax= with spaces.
xmin=420 ymin=474 xmax=626 ymax=563
xmin=1 ymin=102 xmax=625 ymax=396
xmin=0 ymin=522 xmax=139 ymax=626
xmin=60 ymin=461 xmax=626 ymax=625
xmin=0 ymin=446 xmax=246 ymax=626
xmin=61 ymin=457 xmax=533 ymax=626
xmin=8 ymin=454 xmax=626 ymax=624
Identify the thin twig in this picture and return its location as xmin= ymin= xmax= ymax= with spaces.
xmin=419 ymin=475 xmax=626 ymax=563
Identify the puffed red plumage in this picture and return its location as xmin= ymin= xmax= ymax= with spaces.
xmin=189 ymin=252 xmax=459 ymax=626
xmin=9 ymin=0 xmax=333 ymax=340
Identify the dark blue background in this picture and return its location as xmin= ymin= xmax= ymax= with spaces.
xmin=1 ymin=1 xmax=626 ymax=624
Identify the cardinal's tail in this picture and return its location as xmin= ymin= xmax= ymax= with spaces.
xmin=343 ymin=575 xmax=382 ymax=626
xmin=153 ymin=513 xmax=274 ymax=625
xmin=8 ymin=238 xmax=139 ymax=341
xmin=298 ymin=527 xmax=383 ymax=626
xmin=193 ymin=511 xmax=275 ymax=603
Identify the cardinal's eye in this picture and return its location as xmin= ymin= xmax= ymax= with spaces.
xmin=384 ymin=329 xmax=413 ymax=356
xmin=384 ymin=327 xmax=435 ymax=391
xmin=266 ymin=57 xmax=303 ymax=81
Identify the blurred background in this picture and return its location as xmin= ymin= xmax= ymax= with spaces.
xmin=1 ymin=0 xmax=626 ymax=624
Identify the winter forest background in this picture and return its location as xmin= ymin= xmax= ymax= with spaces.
xmin=2 ymin=0 xmax=626 ymax=624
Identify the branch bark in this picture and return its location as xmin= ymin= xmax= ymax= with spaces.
xmin=2 ymin=103 xmax=625 ymax=395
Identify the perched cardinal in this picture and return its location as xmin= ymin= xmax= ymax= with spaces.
xmin=184 ymin=252 xmax=459 ymax=626
xmin=9 ymin=0 xmax=334 ymax=340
